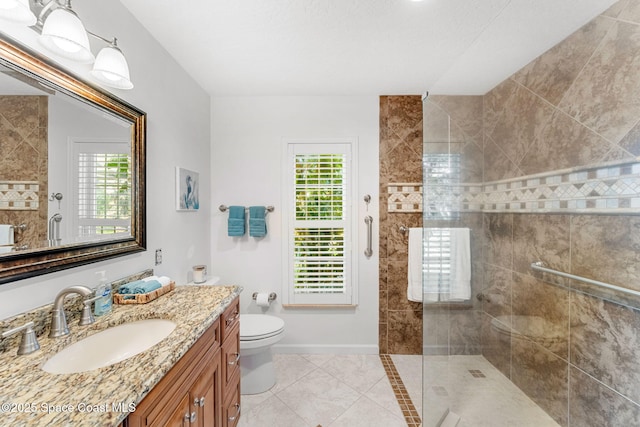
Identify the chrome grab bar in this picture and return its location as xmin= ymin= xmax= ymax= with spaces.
xmin=364 ymin=215 xmax=373 ymax=257
xmin=530 ymin=261 xmax=640 ymax=298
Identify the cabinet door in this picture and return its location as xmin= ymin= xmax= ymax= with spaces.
xmin=155 ymin=392 xmax=191 ymax=427
xmin=222 ymin=374 xmax=241 ymax=427
xmin=221 ymin=323 xmax=240 ymax=389
xmin=190 ymin=348 xmax=221 ymax=427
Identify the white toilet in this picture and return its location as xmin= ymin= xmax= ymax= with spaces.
xmin=239 ymin=314 xmax=285 ymax=395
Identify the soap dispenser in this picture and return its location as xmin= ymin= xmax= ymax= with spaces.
xmin=94 ymin=271 xmax=113 ymax=316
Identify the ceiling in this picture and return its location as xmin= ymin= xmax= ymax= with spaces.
xmin=119 ymin=0 xmax=616 ymax=97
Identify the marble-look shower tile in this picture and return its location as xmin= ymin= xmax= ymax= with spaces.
xmin=512 ymin=214 xmax=570 ymax=279
xmin=559 ymin=20 xmax=640 ymax=145
xmin=448 ymin=310 xmax=483 ymax=355
xmin=511 ymin=338 xmax=568 ymax=426
xmin=381 ymin=95 xmax=423 ymax=143
xmin=569 ymin=366 xmax=640 ymax=427
xmin=570 ymin=291 xmax=640 ymax=404
xmin=617 ymin=119 xmax=640 ymax=156
xmin=2 ymin=142 xmax=40 ymax=181
xmin=379 ymin=126 xmax=404 ymax=160
xmin=461 ymin=139 xmax=484 ymax=183
xmin=483 ymin=135 xmax=523 ymax=182
xmin=429 ymin=309 xmax=452 ymax=352
xmin=0 ymin=96 xmax=40 ymax=139
xmin=513 ymin=16 xmax=613 ymax=107
xmin=387 ymin=261 xmax=422 ymax=311
xmin=424 ymin=100 xmax=451 ymax=143
xmin=380 ymin=140 xmax=423 ymax=183
xmin=618 ymin=0 xmax=640 ymax=24
xmin=519 ymin=109 xmax=615 ymax=175
xmin=570 ymin=215 xmax=640 ymax=294
xmin=379 ymin=322 xmax=388 ymax=354
xmin=483 ymin=78 xmax=518 ymax=138
xmin=602 ymin=0 xmax=631 ymax=18
xmin=379 ymin=289 xmax=388 ymax=324
xmin=483 ymin=213 xmax=513 ymax=270
xmin=0 ymin=116 xmax=26 ymax=160
xmin=487 ymin=82 xmax=555 ymax=166
xmin=387 ymin=310 xmax=422 ymax=354
xmin=481 ymin=313 xmax=511 ymax=380
xmin=482 ymin=264 xmax=512 ymax=320
xmin=387 ymin=214 xmax=421 ymax=259
xmin=429 ymin=95 xmax=484 ymax=140
xmin=512 ymin=272 xmax=570 ymax=359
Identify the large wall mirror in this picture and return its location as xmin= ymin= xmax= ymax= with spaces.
xmin=0 ymin=32 xmax=146 ymax=284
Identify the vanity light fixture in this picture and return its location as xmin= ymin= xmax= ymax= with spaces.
xmin=0 ymin=0 xmax=133 ymax=89
xmin=0 ymin=0 xmax=37 ymax=25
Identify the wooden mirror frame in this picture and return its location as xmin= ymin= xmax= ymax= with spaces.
xmin=0 ymin=33 xmax=146 ymax=284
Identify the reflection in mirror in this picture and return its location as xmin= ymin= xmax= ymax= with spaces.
xmin=0 ymin=33 xmax=146 ymax=284
xmin=0 ymin=62 xmax=132 ymax=253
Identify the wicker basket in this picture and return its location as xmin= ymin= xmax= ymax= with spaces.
xmin=113 ymin=281 xmax=176 ymax=304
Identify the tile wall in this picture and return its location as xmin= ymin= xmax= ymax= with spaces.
xmin=0 ymin=96 xmax=48 ymax=249
xmin=425 ymin=0 xmax=640 ymax=425
xmin=379 ymin=95 xmax=424 ymax=354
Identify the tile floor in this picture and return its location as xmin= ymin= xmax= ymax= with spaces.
xmin=237 ymin=353 xmax=560 ymax=427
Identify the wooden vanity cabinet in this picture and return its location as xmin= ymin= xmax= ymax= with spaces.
xmin=220 ymin=298 xmax=241 ymax=426
xmin=125 ymin=296 xmax=241 ymax=427
xmin=125 ymin=319 xmax=221 ymax=427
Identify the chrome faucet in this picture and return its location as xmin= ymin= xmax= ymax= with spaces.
xmin=49 ymin=286 xmax=95 ymax=338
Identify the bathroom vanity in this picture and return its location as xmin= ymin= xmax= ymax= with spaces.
xmin=0 ymin=285 xmax=241 ymax=426
xmin=126 ymin=295 xmax=241 ymax=427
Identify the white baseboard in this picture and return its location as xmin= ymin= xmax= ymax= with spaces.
xmin=273 ymin=344 xmax=379 ymax=354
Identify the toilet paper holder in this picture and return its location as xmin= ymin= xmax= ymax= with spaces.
xmin=252 ymin=292 xmax=277 ymax=303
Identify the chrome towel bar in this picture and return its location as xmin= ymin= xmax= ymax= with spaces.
xmin=219 ymin=205 xmax=274 ymax=213
xmin=530 ymin=261 xmax=640 ymax=298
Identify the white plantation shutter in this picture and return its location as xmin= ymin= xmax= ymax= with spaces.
xmin=284 ymin=141 xmax=354 ymax=305
xmin=73 ymin=141 xmax=131 ymax=237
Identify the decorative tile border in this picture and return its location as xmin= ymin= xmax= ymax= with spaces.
xmin=380 ymin=354 xmax=421 ymax=427
xmin=0 ymin=181 xmax=39 ymax=210
xmin=388 ymin=160 xmax=640 ymax=214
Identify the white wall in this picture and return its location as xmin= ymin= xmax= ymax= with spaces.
xmin=211 ymin=96 xmax=379 ymax=353
xmin=0 ymin=1 xmax=211 ymax=319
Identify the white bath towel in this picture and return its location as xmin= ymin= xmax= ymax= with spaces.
xmin=407 ymin=228 xmax=424 ymax=302
xmin=408 ymin=227 xmax=471 ymax=303
xmin=447 ymin=228 xmax=471 ymax=301
xmin=0 ymin=224 xmax=14 ymax=246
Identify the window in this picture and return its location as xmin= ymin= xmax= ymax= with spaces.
xmin=283 ymin=140 xmax=356 ymax=305
xmin=72 ymin=140 xmax=131 ymax=237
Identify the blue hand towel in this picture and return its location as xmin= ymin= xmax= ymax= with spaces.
xmin=228 ymin=205 xmax=246 ymax=236
xmin=118 ymin=279 xmax=162 ymax=295
xmin=249 ymin=206 xmax=267 ymax=237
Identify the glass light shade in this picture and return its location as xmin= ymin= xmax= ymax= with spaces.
xmin=38 ymin=8 xmax=94 ymax=63
xmin=90 ymin=45 xmax=133 ymax=90
xmin=0 ymin=0 xmax=37 ymax=25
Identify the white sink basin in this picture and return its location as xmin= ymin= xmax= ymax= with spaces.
xmin=42 ymin=319 xmax=176 ymax=374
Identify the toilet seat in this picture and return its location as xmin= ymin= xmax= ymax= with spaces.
xmin=240 ymin=314 xmax=284 ymax=341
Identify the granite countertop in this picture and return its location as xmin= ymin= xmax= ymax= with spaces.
xmin=0 ymin=285 xmax=242 ymax=426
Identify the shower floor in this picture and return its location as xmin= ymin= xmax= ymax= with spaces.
xmin=392 ymin=354 xmax=560 ymax=427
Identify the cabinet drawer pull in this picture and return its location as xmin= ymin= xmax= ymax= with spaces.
xmin=228 ymin=403 xmax=241 ymax=422
xmin=190 ymin=411 xmax=197 ymax=423
xmin=193 ymin=396 xmax=205 ymax=407
xmin=225 ymin=310 xmax=239 ymax=326
xmin=228 ymin=352 xmax=240 ymax=365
